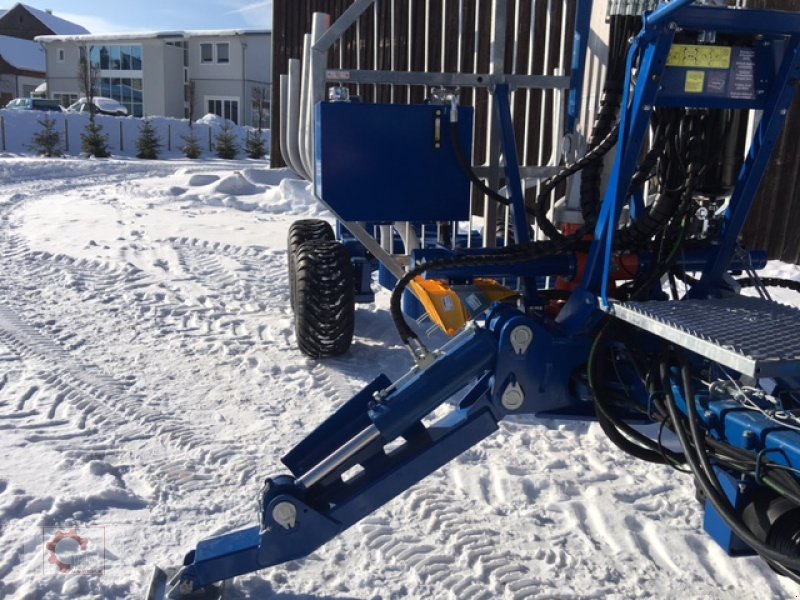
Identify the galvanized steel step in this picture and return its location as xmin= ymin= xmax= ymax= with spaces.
xmin=609 ymin=295 xmax=800 ymax=377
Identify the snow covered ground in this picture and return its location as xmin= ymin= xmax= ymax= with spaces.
xmin=0 ymin=154 xmax=798 ymax=600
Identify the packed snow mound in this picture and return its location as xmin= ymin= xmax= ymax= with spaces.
xmin=241 ymin=167 xmax=301 ymax=186
xmin=212 ymin=171 xmax=260 ymax=196
xmin=163 ymin=165 xmax=320 ymax=216
xmin=196 ymin=113 xmax=227 ymax=126
xmin=186 ymin=173 xmax=220 ymax=186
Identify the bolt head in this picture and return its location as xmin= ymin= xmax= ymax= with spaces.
xmin=178 ymin=580 xmax=194 ymax=594
xmin=273 ymin=501 xmax=298 ymax=530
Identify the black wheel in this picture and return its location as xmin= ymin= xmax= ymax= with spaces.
xmin=287 ymin=219 xmax=334 ymax=309
xmin=293 ymin=240 xmax=355 ymax=358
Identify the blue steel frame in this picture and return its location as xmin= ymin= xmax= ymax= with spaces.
xmin=565 ymin=3 xmax=800 ymax=317
xmin=162 ymin=3 xmax=800 ymax=597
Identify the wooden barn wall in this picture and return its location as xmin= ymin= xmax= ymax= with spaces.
xmin=742 ymin=0 xmax=800 ymax=264
xmin=271 ymin=0 xmax=577 ymax=189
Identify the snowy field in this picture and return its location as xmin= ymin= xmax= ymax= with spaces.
xmin=0 ymin=155 xmax=798 ymax=600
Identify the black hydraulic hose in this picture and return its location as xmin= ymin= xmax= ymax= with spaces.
xmin=660 ymin=356 xmax=800 ymax=573
xmin=672 ymin=273 xmax=800 ymax=294
xmin=579 ymin=90 xmax=624 ymax=229
xmin=738 ymin=277 xmax=800 ymax=294
xmin=676 ymin=351 xmax=724 ymax=496
xmin=389 ymin=240 xmax=561 ymax=348
xmin=534 ymin=120 xmax=620 ymax=242
xmin=588 ymin=326 xmax=685 ymax=465
xmin=448 ymin=119 xmax=512 ymax=208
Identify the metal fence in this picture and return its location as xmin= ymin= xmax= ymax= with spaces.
xmin=271 ymin=0 xmax=578 ymax=183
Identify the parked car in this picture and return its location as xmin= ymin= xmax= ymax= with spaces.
xmin=67 ymin=97 xmax=128 ymax=117
xmin=4 ymin=97 xmax=63 ymax=112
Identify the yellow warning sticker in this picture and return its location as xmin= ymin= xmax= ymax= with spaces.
xmin=667 ymin=44 xmax=732 ymax=69
xmin=685 ymin=70 xmax=705 ymax=93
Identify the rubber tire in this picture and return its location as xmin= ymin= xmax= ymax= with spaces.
xmin=287 ymin=219 xmax=334 ymax=309
xmin=293 ymin=240 xmax=355 ymax=358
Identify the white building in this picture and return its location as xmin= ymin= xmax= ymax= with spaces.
xmin=37 ymin=30 xmax=271 ymax=126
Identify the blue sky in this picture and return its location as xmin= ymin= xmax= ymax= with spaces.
xmin=5 ymin=1 xmax=272 ymax=32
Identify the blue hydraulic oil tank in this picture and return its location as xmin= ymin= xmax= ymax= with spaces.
xmin=315 ymin=102 xmax=474 ymax=222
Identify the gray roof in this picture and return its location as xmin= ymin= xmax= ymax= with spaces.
xmin=0 ymin=33 xmax=45 ymax=71
xmin=18 ymin=3 xmax=90 ymax=35
xmin=37 ymin=29 xmax=270 ymax=43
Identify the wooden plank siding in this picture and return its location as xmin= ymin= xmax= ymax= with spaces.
xmin=742 ymin=0 xmax=800 ymax=264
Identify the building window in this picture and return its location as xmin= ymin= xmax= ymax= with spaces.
xmin=207 ymin=97 xmax=239 ymax=124
xmin=99 ymin=77 xmax=144 ymax=117
xmin=90 ymin=45 xmax=142 ymax=72
xmin=216 ymin=42 xmax=229 ymax=64
xmin=57 ymin=48 xmax=65 ymax=62
xmin=200 ymin=43 xmax=213 ymax=64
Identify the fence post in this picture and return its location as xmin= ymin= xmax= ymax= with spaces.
xmin=208 ymin=127 xmax=212 ymax=151
xmin=0 ymin=116 xmax=5 ymax=151
xmin=64 ymin=119 xmax=69 ymax=152
xmin=120 ymin=121 xmax=124 ymax=152
xmin=168 ymin=124 xmax=171 ymax=152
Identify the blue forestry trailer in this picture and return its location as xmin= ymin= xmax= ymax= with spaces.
xmin=150 ymin=0 xmax=800 ymax=597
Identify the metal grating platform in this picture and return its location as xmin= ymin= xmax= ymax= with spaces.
xmin=609 ymin=295 xmax=800 ymax=378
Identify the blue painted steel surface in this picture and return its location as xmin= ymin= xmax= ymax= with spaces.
xmin=691 ymin=34 xmax=800 ymax=297
xmin=568 ymin=4 xmax=800 ymax=312
xmin=567 ymin=0 xmax=594 ymax=132
xmin=493 ymin=85 xmax=530 ymax=248
xmin=490 ymin=308 xmax=594 ymax=417
xmin=315 ymin=103 xmax=474 ymax=222
xmin=282 ymin=375 xmax=391 ymax=476
xmin=163 ymin=3 xmax=800 ymax=596
xmin=369 ymin=328 xmax=497 ymax=440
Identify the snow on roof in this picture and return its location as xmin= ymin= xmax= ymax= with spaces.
xmin=36 ymin=29 xmax=270 ymax=43
xmin=19 ymin=4 xmax=89 ymax=35
xmin=0 ymin=34 xmax=44 ymax=71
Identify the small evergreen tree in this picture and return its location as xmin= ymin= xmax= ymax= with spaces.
xmin=30 ymin=114 xmax=62 ymax=157
xmin=81 ymin=119 xmax=110 ymax=158
xmin=244 ymin=130 xmax=265 ymax=159
xmin=214 ymin=122 xmax=239 ymax=159
xmin=136 ymin=118 xmax=162 ymax=159
xmin=180 ymin=129 xmax=202 ymax=159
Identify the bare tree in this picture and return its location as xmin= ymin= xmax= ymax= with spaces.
xmin=187 ymin=80 xmax=197 ymax=126
xmin=77 ymin=46 xmax=100 ymax=123
xmin=77 ymin=45 xmax=108 ymax=158
xmin=251 ymin=86 xmax=267 ymax=131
